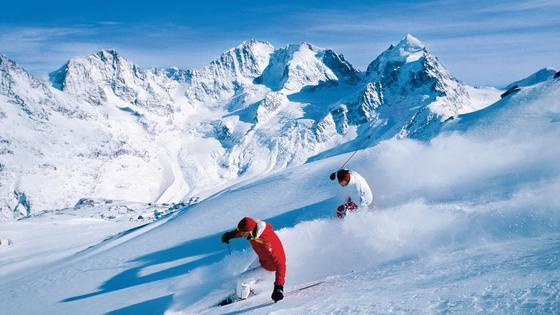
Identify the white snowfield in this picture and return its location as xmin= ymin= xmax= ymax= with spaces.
xmin=0 ymin=74 xmax=559 ymax=314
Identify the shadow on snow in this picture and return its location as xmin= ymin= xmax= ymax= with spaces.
xmin=105 ymin=294 xmax=173 ymax=315
xmin=61 ymin=197 xmax=336 ymax=308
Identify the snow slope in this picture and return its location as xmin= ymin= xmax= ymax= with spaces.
xmin=0 ymin=75 xmax=558 ymax=314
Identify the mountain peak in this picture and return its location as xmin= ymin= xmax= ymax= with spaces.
xmin=286 ymin=42 xmax=322 ymax=53
xmin=98 ymin=48 xmax=119 ymax=55
xmin=58 ymin=49 xmax=130 ymax=70
xmin=366 ymin=34 xmax=429 ymax=77
xmin=92 ymin=49 xmax=125 ymax=63
xmin=222 ymin=40 xmax=274 ymax=60
xmin=180 ymin=39 xmax=276 ymax=100
xmin=397 ymin=34 xmax=425 ymax=50
xmin=49 ymin=49 xmax=131 ymax=91
xmin=236 ymin=39 xmax=272 ymax=50
xmin=0 ymin=54 xmax=16 ymax=69
xmin=392 ymin=34 xmax=426 ymax=62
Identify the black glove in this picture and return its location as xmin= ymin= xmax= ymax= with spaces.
xmin=271 ymin=284 xmax=284 ymax=302
xmin=221 ymin=231 xmax=236 ymax=244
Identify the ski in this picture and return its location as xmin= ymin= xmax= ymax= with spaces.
xmin=285 ymin=281 xmax=324 ymax=296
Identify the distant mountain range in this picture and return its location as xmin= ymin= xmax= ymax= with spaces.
xmin=3 ymin=34 xmax=555 ymax=220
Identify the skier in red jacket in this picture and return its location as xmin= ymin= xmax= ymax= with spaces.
xmin=221 ymin=217 xmax=286 ymax=302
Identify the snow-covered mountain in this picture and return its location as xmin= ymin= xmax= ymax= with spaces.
xmin=166 ymin=40 xmax=273 ymax=109
xmin=356 ymin=34 xmax=500 ymax=140
xmin=0 ymin=53 xmax=185 ymax=219
xmin=0 ymin=35 xmax=501 ymax=219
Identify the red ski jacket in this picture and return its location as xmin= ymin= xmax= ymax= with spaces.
xmin=234 ymin=222 xmax=286 ymax=286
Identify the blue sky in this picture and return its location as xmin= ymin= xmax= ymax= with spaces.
xmin=0 ymin=0 xmax=558 ymax=87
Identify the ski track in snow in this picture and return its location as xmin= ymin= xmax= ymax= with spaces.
xmin=195 ymin=235 xmax=560 ymax=315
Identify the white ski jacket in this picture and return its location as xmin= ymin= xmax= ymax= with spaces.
xmin=337 ymin=170 xmax=373 ymax=209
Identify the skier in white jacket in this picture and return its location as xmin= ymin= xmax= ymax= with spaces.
xmin=330 ymin=169 xmax=373 ymax=218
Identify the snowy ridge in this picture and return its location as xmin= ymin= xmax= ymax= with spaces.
xmin=51 ymin=49 xmax=180 ymax=115
xmin=505 ymin=67 xmax=557 ymax=90
xmin=1 ymin=54 xmax=91 ymax=120
xmin=256 ymin=42 xmax=350 ymax=92
xmin=444 ymin=75 xmax=560 ymax=136
xmin=179 ymin=39 xmax=275 ymax=104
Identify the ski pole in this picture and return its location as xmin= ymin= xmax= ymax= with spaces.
xmin=227 ymin=243 xmax=231 ymax=255
xmin=331 ymin=134 xmax=373 ymax=180
xmin=339 ymin=135 xmax=372 ymax=170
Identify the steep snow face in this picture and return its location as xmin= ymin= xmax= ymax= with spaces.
xmin=220 ymin=44 xmax=365 ymax=173
xmin=1 ymin=54 xmax=90 ymax=120
xmin=321 ymin=49 xmax=361 ymax=85
xmin=256 ymin=43 xmax=359 ymax=92
xmin=505 ymin=67 xmax=557 ymax=89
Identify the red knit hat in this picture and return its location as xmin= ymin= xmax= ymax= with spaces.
xmin=237 ymin=217 xmax=257 ymax=233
